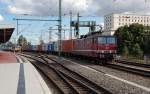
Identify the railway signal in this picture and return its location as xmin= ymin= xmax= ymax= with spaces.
xmin=71 ymin=20 xmax=96 ymax=38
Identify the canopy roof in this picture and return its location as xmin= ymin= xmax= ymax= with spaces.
xmin=0 ymin=28 xmax=15 ymax=43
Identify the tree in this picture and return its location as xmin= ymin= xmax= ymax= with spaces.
xmin=114 ymin=23 xmax=146 ymax=57
xmin=131 ymin=43 xmax=143 ymax=57
xmin=115 ymin=25 xmax=133 ymax=55
xmin=122 ymin=45 xmax=129 ymax=57
xmin=144 ymin=35 xmax=150 ymax=55
xmin=39 ymin=40 xmax=44 ymax=45
xmin=128 ymin=23 xmax=145 ymax=50
xmin=17 ymin=35 xmax=28 ymax=46
xmin=6 ymin=41 xmax=13 ymax=47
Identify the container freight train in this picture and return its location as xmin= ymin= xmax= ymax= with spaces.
xmin=24 ymin=33 xmax=117 ymax=63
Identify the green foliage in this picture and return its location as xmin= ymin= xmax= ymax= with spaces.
xmin=131 ymin=43 xmax=143 ymax=57
xmin=17 ymin=35 xmax=27 ymax=46
xmin=122 ymin=45 xmax=129 ymax=57
xmin=144 ymin=36 xmax=150 ymax=55
xmin=115 ymin=23 xmax=150 ymax=57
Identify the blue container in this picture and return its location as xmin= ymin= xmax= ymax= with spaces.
xmin=48 ymin=44 xmax=51 ymax=52
xmin=51 ymin=43 xmax=54 ymax=51
xmin=53 ymin=41 xmax=58 ymax=52
xmin=48 ymin=43 xmax=54 ymax=52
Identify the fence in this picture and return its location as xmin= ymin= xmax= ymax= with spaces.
xmin=116 ymin=55 xmax=150 ymax=64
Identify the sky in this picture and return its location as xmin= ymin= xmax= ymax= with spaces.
xmin=0 ymin=0 xmax=150 ymax=44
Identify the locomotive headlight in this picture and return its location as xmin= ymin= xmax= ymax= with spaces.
xmin=109 ymin=50 xmax=112 ymax=53
xmin=101 ymin=50 xmax=104 ymax=53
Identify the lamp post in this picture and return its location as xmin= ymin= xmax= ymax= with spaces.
xmin=49 ymin=27 xmax=52 ymax=43
xmin=76 ymin=13 xmax=80 ymax=38
xmin=70 ymin=11 xmax=72 ymax=39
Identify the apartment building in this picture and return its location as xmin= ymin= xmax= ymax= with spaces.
xmin=103 ymin=13 xmax=150 ymax=35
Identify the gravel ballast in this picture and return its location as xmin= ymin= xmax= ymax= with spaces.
xmin=61 ymin=59 xmax=150 ymax=94
xmin=88 ymin=64 xmax=150 ymax=88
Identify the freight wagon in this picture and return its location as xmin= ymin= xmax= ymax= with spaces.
xmin=23 ymin=32 xmax=117 ymax=63
xmin=61 ymin=40 xmax=74 ymax=54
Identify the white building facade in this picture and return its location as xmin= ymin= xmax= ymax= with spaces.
xmin=103 ymin=13 xmax=150 ymax=35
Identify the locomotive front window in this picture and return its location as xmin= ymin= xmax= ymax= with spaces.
xmin=98 ymin=37 xmax=106 ymax=44
xmin=107 ymin=37 xmax=116 ymax=44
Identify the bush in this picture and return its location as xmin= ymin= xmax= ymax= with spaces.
xmin=131 ymin=43 xmax=143 ymax=57
xmin=122 ymin=45 xmax=129 ymax=57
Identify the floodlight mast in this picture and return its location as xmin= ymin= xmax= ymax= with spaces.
xmin=58 ymin=0 xmax=62 ymax=61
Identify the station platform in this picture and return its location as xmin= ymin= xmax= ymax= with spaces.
xmin=0 ymin=51 xmax=52 ymax=94
xmin=0 ymin=51 xmax=17 ymax=63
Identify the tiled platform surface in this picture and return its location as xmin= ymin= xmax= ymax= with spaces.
xmin=0 ymin=51 xmax=17 ymax=63
xmin=0 ymin=53 xmax=52 ymax=94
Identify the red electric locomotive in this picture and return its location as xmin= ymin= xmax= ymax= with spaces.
xmin=61 ymin=32 xmax=117 ymax=63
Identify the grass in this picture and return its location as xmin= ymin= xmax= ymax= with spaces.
xmin=118 ymin=55 xmax=150 ymax=64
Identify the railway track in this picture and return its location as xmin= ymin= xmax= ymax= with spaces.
xmin=106 ymin=62 xmax=150 ymax=77
xmin=115 ymin=59 xmax=150 ymax=68
xmin=19 ymin=53 xmax=112 ymax=94
xmin=44 ymin=53 xmax=150 ymax=78
xmin=39 ymin=53 xmax=150 ymax=78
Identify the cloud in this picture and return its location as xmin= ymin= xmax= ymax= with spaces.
xmin=1 ymin=0 xmax=150 ymax=16
xmin=92 ymin=0 xmax=150 ymax=16
xmin=0 ymin=14 xmax=4 ymax=21
xmin=2 ymin=0 xmax=89 ymax=16
xmin=7 ymin=5 xmax=32 ymax=15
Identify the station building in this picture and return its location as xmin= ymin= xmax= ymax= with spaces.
xmin=103 ymin=13 xmax=150 ymax=35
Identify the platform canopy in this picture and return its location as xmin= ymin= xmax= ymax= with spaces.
xmin=0 ymin=28 xmax=15 ymax=43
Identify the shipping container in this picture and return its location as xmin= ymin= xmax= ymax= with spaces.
xmin=61 ymin=40 xmax=74 ymax=53
xmin=31 ymin=45 xmax=38 ymax=51
xmin=53 ymin=41 xmax=58 ymax=52
xmin=48 ymin=43 xmax=54 ymax=52
xmin=42 ymin=44 xmax=48 ymax=52
xmin=38 ymin=45 xmax=42 ymax=52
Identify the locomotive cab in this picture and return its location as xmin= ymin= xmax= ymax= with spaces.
xmin=97 ymin=36 xmax=117 ymax=60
